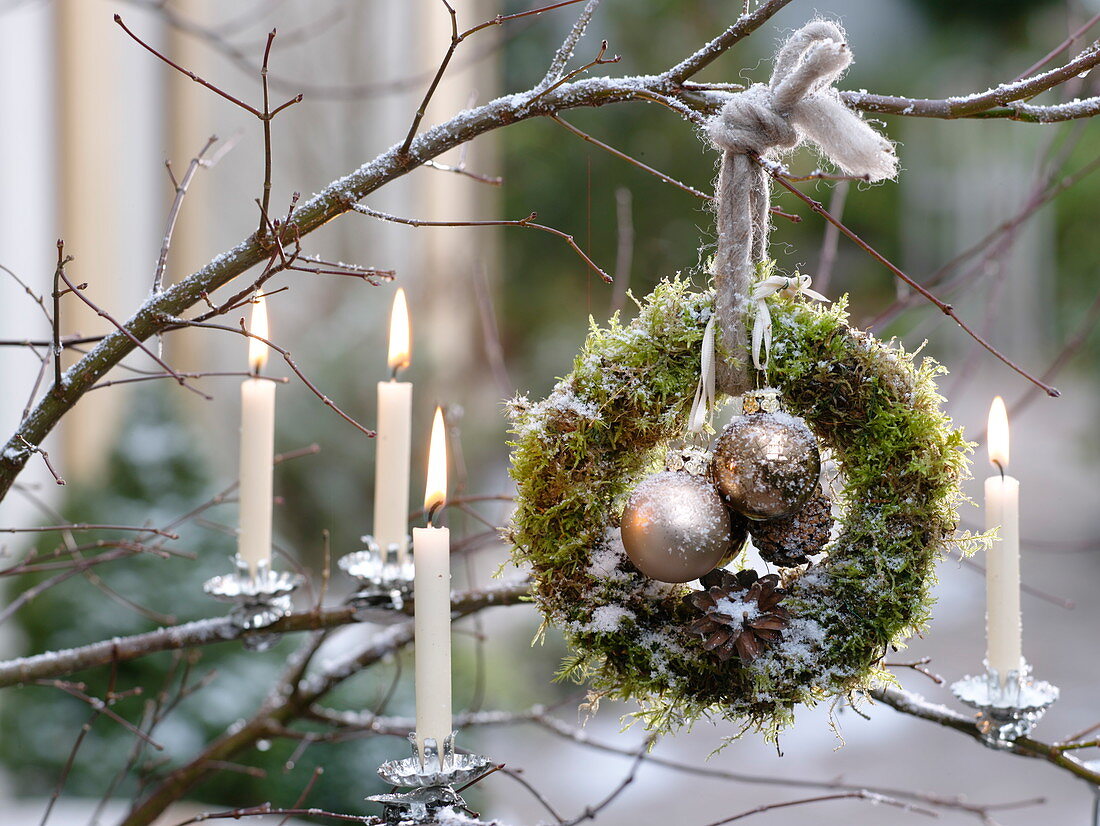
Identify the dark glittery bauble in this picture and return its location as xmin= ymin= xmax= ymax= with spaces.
xmin=621 ymin=471 xmax=742 ymax=583
xmin=750 ymin=492 xmax=834 ymax=566
xmin=713 ymin=412 xmax=821 ymax=520
xmin=720 ymin=511 xmax=750 ymax=568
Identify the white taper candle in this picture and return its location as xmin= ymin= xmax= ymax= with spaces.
xmin=413 ymin=406 xmax=452 ymax=764
xmin=985 ymin=396 xmax=1022 ymax=681
xmin=238 ymin=296 xmax=276 ymax=574
xmin=374 ymin=289 xmax=413 ymax=564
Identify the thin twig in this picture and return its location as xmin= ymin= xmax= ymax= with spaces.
xmin=89 ymin=371 xmax=287 ymax=393
xmin=541 ymin=0 xmax=602 ymax=88
xmin=153 ymin=136 xmax=220 ymax=294
xmin=51 ymin=241 xmax=71 ymax=392
xmin=561 ymin=737 xmax=653 ymax=826
xmin=551 ymin=115 xmax=709 ymax=199
xmin=258 ymin=30 xmax=276 ymax=237
xmin=1014 ymin=12 xmax=1100 ymax=80
xmin=17 ymin=436 xmax=64 ymax=486
xmin=398 ymin=0 xmax=591 ymax=155
xmin=1 ymin=261 xmax=53 ymax=326
xmin=527 ymin=40 xmax=620 ymax=108
xmin=115 ymin=15 xmax=300 ymax=242
xmin=399 ymin=0 xmax=459 ymax=157
xmin=169 ymin=805 xmax=364 ymax=826
xmin=500 ymin=767 xmax=567 ymax=822
xmin=166 ymin=318 xmax=375 ymax=437
xmin=665 ymin=0 xmax=795 ymax=83
xmin=0 ymin=523 xmax=178 ymax=538
xmin=701 ymin=791 xmax=936 ymax=825
xmin=37 ymin=679 xmax=162 ymax=749
xmin=352 ymin=204 xmax=612 ymax=283
xmin=422 ymin=158 xmax=503 ymax=186
xmin=760 ymin=158 xmax=1060 ymax=397
xmin=115 ymin=15 xmax=263 ymax=116
xmin=38 ymin=701 xmax=103 ymax=826
xmin=814 ymin=181 xmax=848 ymax=294
xmin=884 ymin=657 xmax=944 ymax=685
xmin=55 ymin=267 xmax=211 ymax=399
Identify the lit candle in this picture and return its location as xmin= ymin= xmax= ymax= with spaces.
xmin=413 ymin=407 xmax=452 ymax=763
xmin=985 ymin=396 xmax=1022 ymax=682
xmin=238 ymin=295 xmax=276 ymax=574
xmin=374 ymin=289 xmax=413 ymax=564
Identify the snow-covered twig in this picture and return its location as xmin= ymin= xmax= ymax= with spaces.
xmin=0 ymin=581 xmax=529 ymax=689
xmin=872 ymin=686 xmax=1100 ymax=786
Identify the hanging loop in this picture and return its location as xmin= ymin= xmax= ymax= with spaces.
xmin=706 ymin=19 xmax=897 ymax=390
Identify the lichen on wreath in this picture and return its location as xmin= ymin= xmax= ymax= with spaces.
xmin=507 ymin=275 xmax=972 ymax=734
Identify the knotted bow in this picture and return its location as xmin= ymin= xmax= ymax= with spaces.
xmin=706 ymin=19 xmax=898 ymax=182
xmin=706 ymin=20 xmax=897 ymax=396
xmin=751 ymin=274 xmax=828 ymax=370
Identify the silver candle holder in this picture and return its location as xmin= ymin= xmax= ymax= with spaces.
xmin=367 ymin=732 xmax=494 ymax=824
xmin=338 ymin=535 xmax=415 ymax=622
xmin=951 ymin=661 xmax=1059 ymax=748
xmin=203 ymin=554 xmax=303 ymax=651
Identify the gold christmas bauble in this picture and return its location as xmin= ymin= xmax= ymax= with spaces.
xmin=713 ymin=412 xmax=821 ymax=520
xmin=621 ymin=471 xmax=744 ymax=583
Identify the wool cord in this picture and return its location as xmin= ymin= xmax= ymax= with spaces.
xmin=707 ymin=19 xmax=898 ymax=394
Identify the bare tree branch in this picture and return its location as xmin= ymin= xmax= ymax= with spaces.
xmin=0 ymin=581 xmax=529 ymax=689
xmin=873 ymin=686 xmax=1100 ymax=785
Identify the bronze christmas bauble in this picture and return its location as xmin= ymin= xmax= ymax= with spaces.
xmin=620 ymin=471 xmax=743 ymax=583
xmin=713 ymin=412 xmax=821 ymax=520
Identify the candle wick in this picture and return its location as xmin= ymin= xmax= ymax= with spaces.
xmin=992 ymin=459 xmax=1005 ymax=480
xmin=390 ymin=365 xmax=400 ymax=381
xmin=427 ymin=499 xmax=444 ymax=527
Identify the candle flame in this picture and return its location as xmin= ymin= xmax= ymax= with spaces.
xmin=988 ymin=396 xmax=1009 ymax=471
xmin=388 ymin=288 xmax=411 ymax=374
xmin=248 ymin=295 xmax=269 ymax=374
xmin=423 ymin=406 xmax=447 ymax=515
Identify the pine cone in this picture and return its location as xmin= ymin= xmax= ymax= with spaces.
xmin=684 ymin=569 xmax=790 ymax=663
xmin=750 ymin=492 xmax=833 ymax=566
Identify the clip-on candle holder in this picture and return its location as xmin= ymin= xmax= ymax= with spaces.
xmin=367 ymin=732 xmax=493 ymax=824
xmin=338 ymin=535 xmax=415 ymax=622
xmin=951 ymin=661 xmax=1059 ymax=748
xmin=203 ymin=554 xmax=303 ymax=652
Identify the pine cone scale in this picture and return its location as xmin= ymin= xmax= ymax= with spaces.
xmin=734 ymin=631 xmax=762 ymax=662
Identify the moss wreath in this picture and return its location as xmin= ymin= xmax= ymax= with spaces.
xmin=507 ymin=275 xmax=973 ymax=736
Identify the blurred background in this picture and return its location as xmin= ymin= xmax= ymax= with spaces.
xmin=0 ymin=0 xmax=1097 ymax=823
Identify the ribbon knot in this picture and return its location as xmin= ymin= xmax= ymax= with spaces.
xmin=688 ymin=313 xmax=717 ymax=435
xmin=707 ymin=20 xmax=897 ymax=181
xmin=751 ymin=274 xmax=828 ymax=370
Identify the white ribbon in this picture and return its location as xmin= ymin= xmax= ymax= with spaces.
xmin=751 ymin=274 xmax=828 ymax=370
xmin=687 ymin=314 xmax=716 ymax=434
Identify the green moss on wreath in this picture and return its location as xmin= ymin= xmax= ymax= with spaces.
xmin=507 ymin=274 xmax=973 ymax=736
